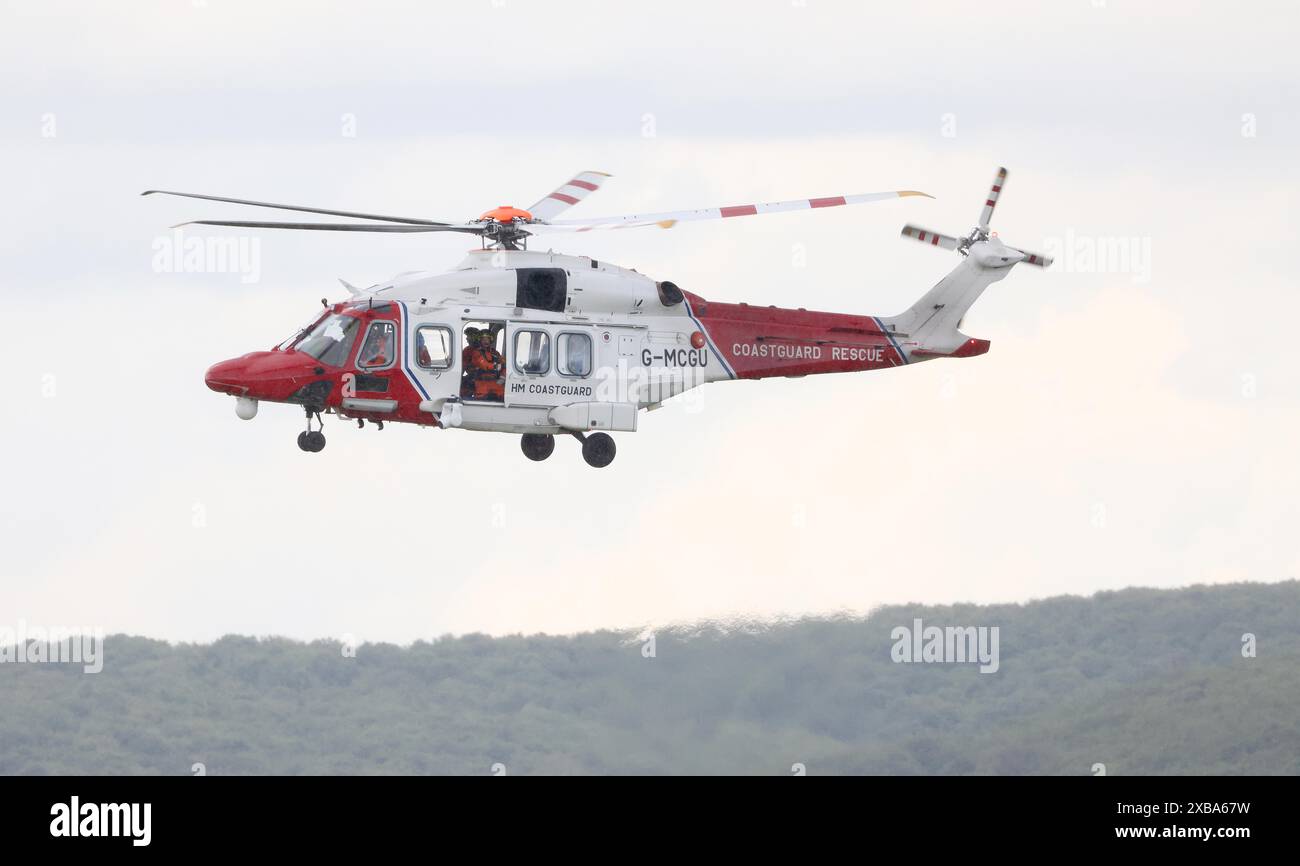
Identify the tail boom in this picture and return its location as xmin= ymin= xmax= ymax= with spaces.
xmin=684 ymin=292 xmax=910 ymax=380
xmin=685 ymin=250 xmax=1010 ymax=382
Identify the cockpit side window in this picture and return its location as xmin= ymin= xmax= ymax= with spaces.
xmin=358 ymin=321 xmax=396 ymax=369
xmin=296 ymin=314 xmax=361 ymax=367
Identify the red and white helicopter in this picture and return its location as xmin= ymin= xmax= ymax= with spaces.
xmin=145 ymin=167 xmax=1049 ymax=467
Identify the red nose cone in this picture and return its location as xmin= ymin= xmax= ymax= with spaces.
xmin=205 ymin=356 xmax=252 ymax=395
xmin=205 ymin=350 xmax=324 ymax=401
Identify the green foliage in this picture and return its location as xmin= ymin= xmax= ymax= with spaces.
xmin=2 ymin=582 xmax=1296 ymax=775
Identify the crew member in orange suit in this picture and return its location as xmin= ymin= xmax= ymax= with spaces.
xmin=459 ymin=327 xmax=482 ymax=397
xmin=461 ymin=327 xmax=481 ymax=368
xmin=468 ymin=328 xmax=505 ymax=401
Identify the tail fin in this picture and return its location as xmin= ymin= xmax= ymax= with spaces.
xmin=884 ymin=166 xmax=1052 ymax=360
xmin=879 ymin=255 xmax=1012 ymax=359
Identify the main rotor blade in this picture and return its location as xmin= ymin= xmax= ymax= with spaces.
xmin=143 ymin=190 xmax=453 ymax=226
xmin=539 ymin=189 xmax=930 ymax=232
xmin=978 ymin=167 xmax=1007 ymax=230
xmin=525 ymin=170 xmax=612 ymax=222
xmin=173 ymin=219 xmax=484 ymax=234
xmin=1010 ymin=246 xmax=1053 ymax=267
xmin=900 ymin=224 xmax=960 ymax=250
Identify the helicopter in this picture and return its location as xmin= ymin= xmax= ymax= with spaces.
xmin=144 ymin=166 xmax=1050 ymax=468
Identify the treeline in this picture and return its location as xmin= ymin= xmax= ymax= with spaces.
xmin=2 ymin=581 xmax=1297 ymax=774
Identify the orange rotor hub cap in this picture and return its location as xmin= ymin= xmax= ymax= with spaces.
xmin=480 ymin=205 xmax=532 ymax=223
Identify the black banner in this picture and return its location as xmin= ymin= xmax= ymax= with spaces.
xmin=3 ymin=775 xmax=1291 ymax=852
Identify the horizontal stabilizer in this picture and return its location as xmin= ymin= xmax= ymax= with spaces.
xmin=910 ymin=338 xmax=991 ymax=359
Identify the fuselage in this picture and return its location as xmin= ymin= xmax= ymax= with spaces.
xmin=205 ymin=249 xmax=917 ymax=435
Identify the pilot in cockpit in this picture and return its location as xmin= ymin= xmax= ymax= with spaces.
xmin=360 ymin=324 xmax=393 ymax=368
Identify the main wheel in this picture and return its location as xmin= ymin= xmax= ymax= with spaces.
xmin=521 ymin=433 xmax=555 ymax=462
xmin=297 ymin=431 xmax=312 ymax=452
xmin=581 ymin=432 xmax=616 ymax=468
xmin=306 ymin=431 xmax=326 ymax=452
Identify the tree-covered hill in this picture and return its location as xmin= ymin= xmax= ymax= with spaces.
xmin=3 ymin=582 xmax=1297 ymax=775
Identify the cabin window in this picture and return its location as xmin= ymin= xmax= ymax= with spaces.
xmin=357 ymin=321 xmax=396 ymax=369
xmin=557 ymin=332 xmax=592 ymax=377
xmin=415 ymin=325 xmax=454 ymax=369
xmin=513 ymin=330 xmax=551 ymax=375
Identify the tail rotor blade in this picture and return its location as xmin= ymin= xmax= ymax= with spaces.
xmin=979 ymin=167 xmax=1007 ymax=230
xmin=1011 ymin=247 xmax=1053 ymax=268
xmin=901 ymin=224 xmax=960 ymax=250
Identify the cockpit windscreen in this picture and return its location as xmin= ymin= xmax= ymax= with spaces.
xmin=295 ymin=314 xmax=362 ymax=367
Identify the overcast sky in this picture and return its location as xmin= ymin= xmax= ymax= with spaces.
xmin=2 ymin=0 xmax=1297 ymax=643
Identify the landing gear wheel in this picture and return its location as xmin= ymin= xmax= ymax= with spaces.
xmin=581 ymin=432 xmax=616 ymax=468
xmin=521 ymin=433 xmax=555 ymax=462
xmin=300 ymin=410 xmax=326 ymax=452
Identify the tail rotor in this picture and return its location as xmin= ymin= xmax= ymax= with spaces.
xmin=900 ymin=166 xmax=1053 ymax=269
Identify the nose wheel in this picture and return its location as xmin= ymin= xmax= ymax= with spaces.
xmin=298 ymin=411 xmax=326 ymax=452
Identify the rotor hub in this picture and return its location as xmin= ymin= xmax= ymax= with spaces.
xmin=478 ymin=205 xmax=533 ymax=223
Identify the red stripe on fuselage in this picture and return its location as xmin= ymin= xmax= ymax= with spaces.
xmin=720 ymin=205 xmax=758 ymax=218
